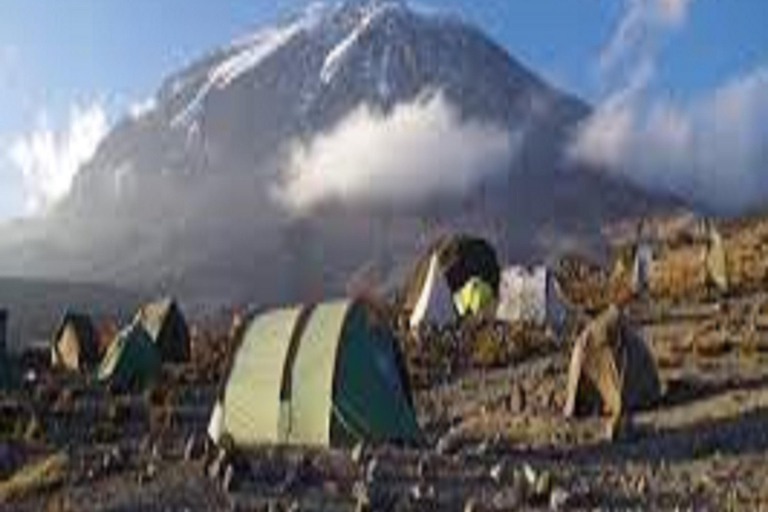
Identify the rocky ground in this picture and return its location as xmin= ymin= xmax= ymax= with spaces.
xmin=5 ymin=291 xmax=768 ymax=510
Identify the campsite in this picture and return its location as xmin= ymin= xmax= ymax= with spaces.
xmin=0 ymin=0 xmax=766 ymax=510
xmin=2 ymin=219 xmax=768 ymax=510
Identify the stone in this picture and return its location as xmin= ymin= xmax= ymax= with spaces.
xmin=351 ymin=443 xmax=366 ymax=465
xmin=522 ymin=464 xmax=537 ymax=486
xmin=365 ymin=457 xmax=379 ymax=485
xmin=146 ymin=461 xmax=158 ymax=481
xmin=353 ymin=480 xmax=371 ymax=512
xmin=436 ymin=434 xmax=458 ymax=456
xmin=208 ymin=449 xmax=229 ymax=480
xmin=549 ymin=487 xmax=572 ymax=510
xmin=534 ymin=470 xmax=554 ymax=498
xmin=416 ymin=457 xmax=429 ymax=480
xmin=507 ymin=383 xmax=526 ymax=414
xmin=409 ymin=483 xmax=436 ymax=502
xmin=635 ymin=475 xmax=648 ymax=494
xmin=473 ymin=440 xmax=490 ymax=456
xmin=490 ymin=461 xmax=513 ymax=484
xmin=463 ymin=497 xmax=478 ymax=512
xmin=184 ymin=434 xmax=201 ymax=461
xmin=151 ymin=442 xmax=162 ymax=461
xmin=492 ymin=487 xmax=524 ymax=510
xmin=222 ymin=463 xmax=236 ymax=493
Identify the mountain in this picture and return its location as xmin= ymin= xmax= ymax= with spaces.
xmin=0 ymin=0 xmax=679 ymax=308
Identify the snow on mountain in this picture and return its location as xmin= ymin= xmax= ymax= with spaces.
xmin=0 ymin=0 xmax=679 ymax=306
xmin=172 ymin=17 xmax=319 ymax=127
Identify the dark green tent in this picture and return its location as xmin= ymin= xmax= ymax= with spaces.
xmin=97 ymin=322 xmax=161 ymax=392
xmin=208 ymin=299 xmax=420 ymax=448
xmin=134 ymin=298 xmax=190 ymax=363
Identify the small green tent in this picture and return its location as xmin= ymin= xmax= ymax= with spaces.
xmin=209 ymin=299 xmax=421 ymax=448
xmin=134 ymin=298 xmax=190 ymax=363
xmin=97 ymin=322 xmax=161 ymax=392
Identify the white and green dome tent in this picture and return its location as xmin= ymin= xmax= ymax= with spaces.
xmin=208 ymin=299 xmax=421 ymax=448
xmin=97 ymin=322 xmax=161 ymax=392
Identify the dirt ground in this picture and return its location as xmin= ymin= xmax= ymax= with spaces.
xmin=5 ymin=291 xmax=768 ymax=510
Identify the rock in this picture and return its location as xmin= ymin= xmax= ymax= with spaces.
xmin=110 ymin=445 xmax=125 ymax=466
xmin=473 ymin=440 xmax=490 ymax=456
xmin=151 ymin=442 xmax=162 ymax=461
xmin=436 ymin=434 xmax=459 ymax=456
xmin=522 ymin=464 xmax=537 ymax=486
xmin=463 ymin=497 xmax=478 ymax=512
xmin=353 ymin=480 xmax=370 ymax=512
xmin=222 ymin=463 xmax=236 ymax=493
xmin=208 ymin=449 xmax=229 ymax=480
xmin=492 ymin=487 xmax=525 ymax=510
xmin=146 ymin=461 xmax=158 ymax=481
xmin=409 ymin=483 xmax=436 ymax=502
xmin=416 ymin=456 xmax=428 ymax=480
xmin=490 ymin=461 xmax=513 ymax=484
xmin=507 ymin=383 xmax=526 ymax=414
xmin=534 ymin=470 xmax=554 ymax=498
xmin=365 ymin=457 xmax=379 ymax=485
xmin=635 ymin=475 xmax=647 ymax=494
xmin=351 ymin=443 xmax=366 ymax=465
xmin=549 ymin=487 xmax=572 ymax=510
xmin=184 ymin=433 xmax=202 ymax=461
xmin=101 ymin=451 xmax=116 ymax=474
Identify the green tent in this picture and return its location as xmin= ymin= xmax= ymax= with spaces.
xmin=134 ymin=298 xmax=190 ymax=363
xmin=209 ymin=299 xmax=421 ymax=448
xmin=97 ymin=322 xmax=161 ymax=392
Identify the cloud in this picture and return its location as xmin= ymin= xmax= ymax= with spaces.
xmin=572 ymin=66 xmax=768 ymax=212
xmin=8 ymin=103 xmax=109 ymax=214
xmin=274 ymin=91 xmax=517 ymax=212
xmin=570 ymin=0 xmax=768 ymax=212
xmin=599 ymin=0 xmax=694 ymax=80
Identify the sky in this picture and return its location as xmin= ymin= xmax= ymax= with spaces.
xmin=0 ymin=0 xmax=765 ymax=218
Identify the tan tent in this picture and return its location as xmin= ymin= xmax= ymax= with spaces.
xmin=51 ymin=312 xmax=99 ymax=372
xmin=564 ymin=305 xmax=662 ymax=418
xmin=134 ymin=298 xmax=190 ymax=363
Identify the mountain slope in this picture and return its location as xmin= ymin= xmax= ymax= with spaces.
xmin=0 ymin=0 xmax=680 ymax=307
